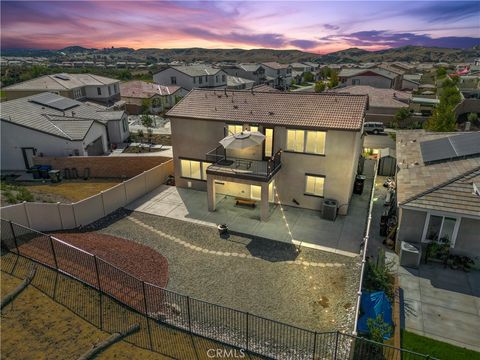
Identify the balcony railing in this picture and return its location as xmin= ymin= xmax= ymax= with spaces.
xmin=206 ymin=146 xmax=282 ymax=182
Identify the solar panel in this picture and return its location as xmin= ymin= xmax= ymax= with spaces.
xmin=29 ymin=92 xmax=79 ymax=111
xmin=420 ymin=133 xmax=480 ymax=164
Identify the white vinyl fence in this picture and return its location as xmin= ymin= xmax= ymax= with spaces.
xmin=0 ymin=160 xmax=173 ymax=232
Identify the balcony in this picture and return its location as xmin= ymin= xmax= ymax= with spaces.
xmin=205 ymin=146 xmax=282 ymax=182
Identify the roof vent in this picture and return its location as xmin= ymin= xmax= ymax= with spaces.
xmin=214 ymin=107 xmax=217 ymax=111
xmin=233 ymin=105 xmax=238 ymax=109
xmin=268 ymin=111 xmax=274 ymax=116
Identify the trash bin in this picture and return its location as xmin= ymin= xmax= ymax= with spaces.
xmin=48 ymin=170 xmax=61 ymax=183
xmin=30 ymin=165 xmax=41 ymax=179
xmin=353 ymin=175 xmax=366 ymax=195
xmin=39 ymin=165 xmax=52 ymax=179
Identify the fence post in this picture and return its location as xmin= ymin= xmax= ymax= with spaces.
xmin=187 ymin=296 xmax=192 ymax=333
xmin=48 ymin=236 xmax=58 ymax=269
xmin=93 ymin=255 xmax=103 ymax=329
xmin=334 ymin=331 xmax=339 ymax=360
xmin=9 ymin=221 xmax=19 ymax=254
xmin=312 ymin=331 xmax=317 ymax=360
xmin=246 ymin=312 xmax=249 ymax=351
xmin=142 ymin=281 xmax=154 ymax=350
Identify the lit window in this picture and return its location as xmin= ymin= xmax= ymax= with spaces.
xmin=286 ymin=129 xmax=326 ymax=155
xmin=249 ymin=125 xmax=259 ymax=132
xmin=180 ymin=159 xmax=210 ymax=180
xmin=305 ymin=175 xmax=325 ymax=197
xmin=286 ymin=129 xmax=304 ymax=152
xmin=264 ymin=128 xmax=273 ymax=158
xmin=227 ymin=124 xmax=243 ymax=135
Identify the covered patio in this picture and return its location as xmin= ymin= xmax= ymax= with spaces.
xmin=126 ymin=161 xmax=373 ymax=256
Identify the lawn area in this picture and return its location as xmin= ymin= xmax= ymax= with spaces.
xmin=1 ymin=179 xmax=122 ymax=205
xmin=401 ymin=330 xmax=480 ymax=360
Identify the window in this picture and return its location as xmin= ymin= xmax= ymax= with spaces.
xmin=286 ymin=129 xmax=325 ymax=155
xmin=180 ymin=159 xmax=211 ymax=180
xmin=264 ymin=128 xmax=273 ymax=158
xmin=216 ymin=75 xmax=219 ymax=83
xmin=251 ymin=185 xmax=261 ymax=200
xmin=227 ymin=124 xmax=243 ymax=135
xmin=122 ymin=116 xmax=128 ymax=132
xmin=205 ymin=75 xmax=208 ymax=83
xmin=97 ymin=87 xmax=102 ymax=96
xmin=170 ymin=76 xmax=177 ymax=85
xmin=249 ymin=125 xmax=258 ymax=132
xmin=424 ymin=215 xmax=458 ymax=245
xmin=352 ymin=79 xmax=360 ymax=85
xmin=193 ymin=77 xmax=196 ymax=84
xmin=222 ymin=74 xmax=226 ymax=82
xmin=305 ymin=175 xmax=325 ymax=197
xmin=199 ymin=76 xmax=203 ymax=84
xmin=108 ymin=85 xmax=111 ymax=96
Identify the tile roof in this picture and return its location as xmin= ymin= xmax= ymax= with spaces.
xmin=239 ymin=64 xmax=264 ymax=72
xmin=4 ymin=73 xmax=118 ymax=91
xmin=168 ymin=65 xmax=222 ymax=77
xmin=396 ymin=130 xmax=480 ymax=210
xmin=166 ymin=89 xmax=367 ymax=131
xmin=0 ymin=92 xmax=123 ymax=140
xmin=226 ymin=76 xmax=255 ymax=87
xmin=402 ymin=167 xmax=480 ymax=217
xmin=338 ymin=68 xmax=399 ymax=80
xmin=262 ymin=62 xmax=290 ymax=70
xmin=120 ymin=80 xmax=181 ymax=98
xmin=329 ymin=85 xmax=410 ymax=108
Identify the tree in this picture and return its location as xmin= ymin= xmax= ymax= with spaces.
xmin=141 ymin=113 xmax=153 ymax=129
xmin=118 ymin=69 xmax=132 ymax=80
xmin=303 ymin=71 xmax=314 ymax=82
xmin=393 ymin=108 xmax=412 ymax=128
xmin=328 ymin=71 xmax=339 ymax=88
xmin=424 ymin=77 xmax=461 ymax=132
xmin=141 ymin=99 xmax=152 ymax=114
xmin=319 ymin=67 xmax=332 ymax=80
xmin=467 ymin=112 xmax=478 ymax=124
xmin=436 ymin=66 xmax=447 ymax=79
xmin=314 ymin=81 xmax=326 ymax=93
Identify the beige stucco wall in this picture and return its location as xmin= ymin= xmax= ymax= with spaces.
xmin=453 ymin=217 xmax=480 ymax=257
xmin=397 ymin=208 xmax=427 ymax=245
xmin=170 ymin=117 xmax=362 ymax=214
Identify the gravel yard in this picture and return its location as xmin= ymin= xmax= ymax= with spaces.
xmin=90 ymin=210 xmax=361 ymax=333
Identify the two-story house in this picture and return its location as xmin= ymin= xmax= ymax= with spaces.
xmin=166 ymin=89 xmax=368 ymax=221
xmin=3 ymin=73 xmax=121 ymax=105
xmin=222 ymin=64 xmax=267 ymax=85
xmin=338 ymin=68 xmax=403 ymax=90
xmin=153 ymin=65 xmax=228 ymax=90
xmin=262 ymin=62 xmax=293 ymax=90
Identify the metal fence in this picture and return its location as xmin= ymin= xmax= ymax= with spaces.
xmin=0 ymin=218 xmax=435 ymax=360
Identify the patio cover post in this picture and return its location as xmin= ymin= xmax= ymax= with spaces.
xmin=260 ymin=182 xmax=270 ymax=221
xmin=207 ymin=175 xmax=216 ymax=212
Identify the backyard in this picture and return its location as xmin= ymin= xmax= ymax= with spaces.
xmin=0 ymin=179 xmax=122 ymax=206
xmin=89 ymin=210 xmax=362 ymax=333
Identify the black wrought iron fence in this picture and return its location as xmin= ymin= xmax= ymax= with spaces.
xmin=1 ymin=218 xmax=436 ymax=360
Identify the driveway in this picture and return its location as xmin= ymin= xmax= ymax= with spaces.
xmin=399 ymin=264 xmax=480 ymax=351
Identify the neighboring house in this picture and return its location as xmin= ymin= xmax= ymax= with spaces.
xmin=3 ymin=73 xmax=121 ymax=105
xmin=153 ymin=65 xmax=227 ymax=90
xmin=395 ymin=130 xmax=480 ymax=262
xmin=402 ymin=74 xmax=422 ymax=91
xmin=222 ymin=64 xmax=266 ymax=85
xmin=290 ymin=62 xmax=315 ymax=73
xmin=262 ymin=62 xmax=293 ymax=90
xmin=226 ymin=76 xmax=255 ymax=90
xmin=329 ymin=85 xmax=411 ymax=125
xmin=339 ymin=68 xmax=402 ymax=89
xmin=389 ymin=62 xmax=415 ymax=74
xmin=1 ymin=92 xmax=129 ymax=170
xmin=166 ymin=89 xmax=368 ymax=221
xmin=120 ymin=80 xmax=187 ymax=114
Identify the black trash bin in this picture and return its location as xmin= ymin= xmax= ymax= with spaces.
xmin=353 ymin=175 xmax=366 ymax=195
xmin=39 ymin=165 xmax=52 ymax=179
xmin=30 ymin=165 xmax=41 ymax=179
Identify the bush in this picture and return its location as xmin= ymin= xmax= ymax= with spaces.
xmin=367 ymin=314 xmax=392 ymax=342
xmin=364 ymin=256 xmax=395 ymax=300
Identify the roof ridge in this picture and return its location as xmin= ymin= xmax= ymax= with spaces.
xmin=400 ymin=165 xmax=480 ymax=206
xmin=42 ymin=114 xmax=72 ymax=140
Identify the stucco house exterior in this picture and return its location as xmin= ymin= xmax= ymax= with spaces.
xmin=339 ymin=68 xmax=403 ymax=90
xmin=395 ymin=130 xmax=480 ymax=262
xmin=262 ymin=62 xmax=293 ymax=90
xmin=166 ymin=89 xmax=368 ymax=221
xmin=153 ymin=65 xmax=228 ymax=90
xmin=120 ymin=80 xmax=187 ymax=114
xmin=1 ymin=92 xmax=129 ymax=170
xmin=221 ymin=64 xmax=267 ymax=85
xmin=3 ymin=73 xmax=121 ymax=105
xmin=226 ymin=76 xmax=255 ymax=90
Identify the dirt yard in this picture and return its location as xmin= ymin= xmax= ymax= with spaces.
xmin=0 ymin=272 xmax=169 ymax=360
xmin=1 ymin=179 xmax=122 ymax=206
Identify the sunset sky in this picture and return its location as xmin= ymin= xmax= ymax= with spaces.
xmin=1 ymin=1 xmax=479 ymax=54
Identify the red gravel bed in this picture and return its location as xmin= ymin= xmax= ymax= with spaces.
xmin=51 ymin=232 xmax=169 ymax=288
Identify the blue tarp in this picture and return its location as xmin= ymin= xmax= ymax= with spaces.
xmin=357 ymin=291 xmax=393 ymax=339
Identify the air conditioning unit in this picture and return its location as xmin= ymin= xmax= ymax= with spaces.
xmin=400 ymin=241 xmax=422 ymax=269
xmin=322 ymin=199 xmax=338 ymax=221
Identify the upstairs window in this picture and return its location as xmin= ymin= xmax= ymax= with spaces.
xmin=286 ymin=129 xmax=325 ymax=155
xmin=97 ymin=87 xmax=102 ymax=95
xmin=170 ymin=76 xmax=177 ymax=85
xmin=199 ymin=76 xmax=203 ymax=84
xmin=222 ymin=74 xmax=226 ymax=82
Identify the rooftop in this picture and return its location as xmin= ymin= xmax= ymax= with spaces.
xmin=226 ymin=76 xmax=255 ymax=87
xmin=0 ymin=92 xmax=124 ymax=140
xmin=338 ymin=68 xmax=399 ymax=80
xmin=329 ymin=85 xmax=410 ymax=108
xmin=166 ymin=89 xmax=368 ymax=131
xmin=396 ymin=130 xmax=480 ymax=212
xmin=4 ymin=73 xmax=118 ymax=91
xmin=262 ymin=62 xmax=290 ymax=70
xmin=167 ymin=65 xmax=223 ymax=77
xmin=120 ymin=80 xmax=182 ymax=98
